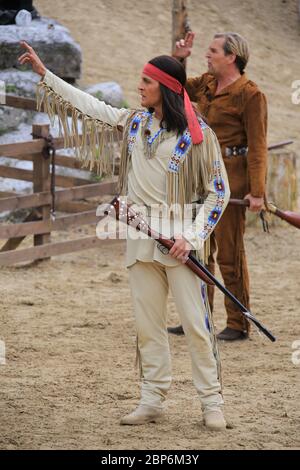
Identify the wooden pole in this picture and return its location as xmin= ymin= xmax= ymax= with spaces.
xmin=172 ymin=0 xmax=191 ymax=69
xmin=32 ymin=124 xmax=51 ymax=249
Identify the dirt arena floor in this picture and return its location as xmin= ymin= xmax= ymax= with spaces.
xmin=0 ymin=0 xmax=300 ymax=451
xmin=1 ymin=224 xmax=300 ymax=450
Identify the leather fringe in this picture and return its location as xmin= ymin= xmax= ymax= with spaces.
xmin=37 ymin=87 xmax=217 ymax=263
xmin=202 ymin=282 xmax=223 ymax=389
xmin=135 ymin=336 xmax=143 ymax=379
xmin=37 ymin=81 xmax=119 ymax=178
xmin=166 ymin=127 xmax=217 ymax=210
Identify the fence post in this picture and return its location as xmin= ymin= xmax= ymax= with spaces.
xmin=247 ymin=150 xmax=298 ymax=227
xmin=32 ymin=124 xmax=51 ymax=248
xmin=172 ymin=0 xmax=191 ymax=69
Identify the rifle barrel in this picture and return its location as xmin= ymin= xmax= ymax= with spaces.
xmin=229 ymin=199 xmax=300 ymax=230
xmin=229 ymin=198 xmax=249 ymax=207
xmin=267 ymin=140 xmax=293 ymax=151
xmin=188 ymin=253 xmax=276 ymax=342
xmin=107 ymin=196 xmax=276 ymax=342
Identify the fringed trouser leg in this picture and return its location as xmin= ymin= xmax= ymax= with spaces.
xmin=128 ymin=260 xmax=223 ymax=411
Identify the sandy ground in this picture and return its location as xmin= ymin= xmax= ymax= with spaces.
xmin=0 ymin=0 xmax=300 ymax=451
xmin=0 ymin=224 xmax=300 ymax=450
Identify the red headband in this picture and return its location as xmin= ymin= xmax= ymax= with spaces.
xmin=143 ymin=63 xmax=203 ymax=144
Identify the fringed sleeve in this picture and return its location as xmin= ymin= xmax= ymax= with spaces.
xmin=183 ymin=127 xmax=230 ymax=252
xmin=37 ymin=69 xmax=131 ymax=176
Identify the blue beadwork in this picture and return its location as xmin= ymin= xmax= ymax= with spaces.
xmin=199 ymin=161 xmax=226 ymax=240
xmin=201 ymin=282 xmax=211 ymax=332
xmin=205 ymin=313 xmax=211 ymax=332
xmin=214 ymin=178 xmax=225 ymax=196
xmin=127 ymin=113 xmax=208 ymax=171
xmin=208 ymin=207 xmax=222 ymax=224
xmin=145 ymin=112 xmax=165 ymax=145
xmin=130 ymin=117 xmax=140 ymax=135
xmin=168 ymin=130 xmax=192 ymax=173
xmin=128 ymin=112 xmax=144 ymax=154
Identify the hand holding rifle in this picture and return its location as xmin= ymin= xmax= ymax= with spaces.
xmin=104 ymin=196 xmax=276 ymax=342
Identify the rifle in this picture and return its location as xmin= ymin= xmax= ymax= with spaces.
xmin=229 ymin=199 xmax=300 ymax=229
xmin=228 ymin=139 xmax=299 ymax=228
xmin=104 ymin=196 xmax=276 ymax=342
xmin=267 ymin=140 xmax=293 ymax=151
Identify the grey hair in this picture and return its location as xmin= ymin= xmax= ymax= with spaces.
xmin=214 ymin=32 xmax=250 ymax=73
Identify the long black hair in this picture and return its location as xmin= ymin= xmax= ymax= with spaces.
xmin=148 ymin=55 xmax=187 ymax=135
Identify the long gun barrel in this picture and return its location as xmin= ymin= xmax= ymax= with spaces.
xmin=267 ymin=140 xmax=293 ymax=151
xmin=105 ymin=196 xmax=276 ymax=342
xmin=229 ymin=199 xmax=300 ymax=229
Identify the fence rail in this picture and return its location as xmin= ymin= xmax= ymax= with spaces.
xmin=1 ymin=94 xmax=297 ymax=265
xmin=0 ymin=120 xmax=120 ymax=265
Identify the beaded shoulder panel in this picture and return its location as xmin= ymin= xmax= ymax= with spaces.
xmin=127 ymin=113 xmax=209 ymax=174
xmin=168 ymin=118 xmax=209 ymax=174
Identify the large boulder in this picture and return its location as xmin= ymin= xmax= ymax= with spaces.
xmin=0 ymin=69 xmax=40 ymax=97
xmin=84 ymin=82 xmax=126 ymax=108
xmin=0 ymin=17 xmax=82 ymax=132
xmin=0 ymin=17 xmax=82 ymax=80
xmin=0 ymin=70 xmax=126 ymax=132
xmin=0 ymin=69 xmax=40 ymax=131
xmin=0 ymin=106 xmax=33 ymax=133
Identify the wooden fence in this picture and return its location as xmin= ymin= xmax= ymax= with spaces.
xmin=0 ymin=103 xmax=121 ymax=266
xmin=0 ymin=95 xmax=298 ymax=264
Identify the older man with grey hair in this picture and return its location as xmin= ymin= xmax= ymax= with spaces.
xmin=169 ymin=32 xmax=268 ymax=341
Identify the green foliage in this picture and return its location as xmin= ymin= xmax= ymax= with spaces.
xmin=94 ymin=91 xmax=104 ymax=101
xmin=90 ymin=172 xmax=104 ymax=182
xmin=120 ymin=99 xmax=130 ymax=109
xmin=5 ymin=84 xmax=17 ymax=94
xmin=93 ymin=90 xmax=130 ymax=109
xmin=17 ymin=65 xmax=29 ymax=72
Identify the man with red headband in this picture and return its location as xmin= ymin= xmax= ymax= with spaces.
xmin=169 ymin=32 xmax=268 ymax=341
xmin=19 ymin=42 xmax=230 ymax=430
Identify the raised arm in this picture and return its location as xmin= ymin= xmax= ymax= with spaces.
xmin=18 ymin=41 xmax=131 ymax=175
xmin=18 ymin=41 xmax=129 ymax=127
xmin=172 ymin=31 xmax=196 ymax=60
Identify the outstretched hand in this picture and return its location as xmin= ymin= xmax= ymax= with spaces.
xmin=174 ymin=31 xmax=195 ymax=59
xmin=18 ymin=41 xmax=46 ymax=77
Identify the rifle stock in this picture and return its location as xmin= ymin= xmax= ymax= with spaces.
xmin=155 ymin=238 xmax=214 ymax=286
xmin=229 ymin=199 xmax=300 ymax=229
xmin=267 ymin=203 xmax=300 ymax=229
xmin=105 ymin=196 xmax=276 ymax=342
xmin=107 ymin=196 xmax=214 ymax=286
